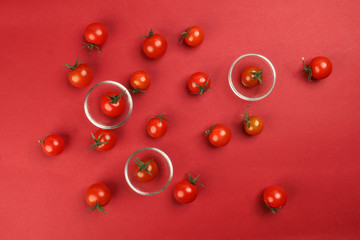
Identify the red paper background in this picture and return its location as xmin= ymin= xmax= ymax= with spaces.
xmin=1 ymin=0 xmax=360 ymax=239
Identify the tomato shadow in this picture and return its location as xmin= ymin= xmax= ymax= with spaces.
xmin=101 ymin=180 xmax=121 ymax=198
xmin=256 ymin=189 xmax=271 ymax=215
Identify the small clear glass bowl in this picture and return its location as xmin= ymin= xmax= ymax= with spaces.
xmin=228 ymin=53 xmax=276 ymax=101
xmin=124 ymin=147 xmax=173 ymax=196
xmin=84 ymin=81 xmax=133 ymax=129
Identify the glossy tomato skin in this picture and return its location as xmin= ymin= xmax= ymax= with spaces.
xmin=68 ymin=64 xmax=93 ymax=88
xmin=100 ymin=92 xmax=126 ymax=117
xmin=241 ymin=66 xmax=261 ymax=87
xmin=86 ymin=183 xmax=111 ymax=207
xmin=207 ymin=124 xmax=231 ymax=147
xmin=147 ymin=114 xmax=168 ymax=138
xmin=130 ymin=71 xmax=151 ymax=91
xmin=134 ymin=158 xmax=159 ymax=182
xmin=244 ymin=116 xmax=264 ymax=135
xmin=174 ymin=180 xmax=198 ymax=204
xmin=183 ymin=26 xmax=204 ymax=47
xmin=84 ymin=23 xmax=108 ymax=45
xmin=263 ymin=186 xmax=287 ymax=211
xmin=39 ymin=134 xmax=65 ymax=156
xmin=142 ymin=32 xmax=167 ymax=59
xmin=92 ymin=129 xmax=117 ymax=151
xmin=309 ymin=56 xmax=332 ymax=80
xmin=188 ymin=72 xmax=211 ymax=95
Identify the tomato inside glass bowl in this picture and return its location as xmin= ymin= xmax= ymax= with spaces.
xmin=125 ymin=147 xmax=173 ymax=196
xmin=228 ymin=53 xmax=276 ymax=101
xmin=84 ymin=81 xmax=133 ymax=129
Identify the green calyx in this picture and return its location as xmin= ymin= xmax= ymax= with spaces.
xmin=241 ymin=105 xmax=251 ymax=128
xmin=150 ymin=113 xmax=166 ymax=124
xmin=250 ymin=69 xmax=263 ymax=86
xmin=203 ymin=123 xmax=218 ymax=135
xmin=88 ymin=201 xmax=106 ymax=215
xmin=187 ymin=173 xmax=204 ymax=187
xmin=264 ymin=201 xmax=282 ymax=214
xmin=130 ymin=88 xmax=145 ymax=94
xmin=300 ymin=57 xmax=312 ymax=81
xmin=88 ymin=132 xmax=108 ymax=150
xmin=65 ymin=57 xmax=81 ymax=71
xmin=180 ymin=26 xmax=192 ymax=44
xmin=106 ymin=91 xmax=126 ymax=103
xmin=140 ymin=29 xmax=154 ymax=38
xmin=191 ymin=78 xmax=211 ymax=95
xmin=134 ymin=157 xmax=153 ymax=175
xmin=81 ymin=42 xmax=102 ymax=53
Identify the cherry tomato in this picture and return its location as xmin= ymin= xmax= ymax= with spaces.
xmin=100 ymin=91 xmax=126 ymax=117
xmin=204 ymin=124 xmax=231 ymax=147
xmin=188 ymin=72 xmax=211 ymax=95
xmin=88 ymin=129 xmax=117 ymax=151
xmin=147 ymin=113 xmax=168 ymax=138
xmin=263 ymin=186 xmax=287 ymax=214
xmin=301 ymin=56 xmax=332 ymax=80
xmin=241 ymin=105 xmax=264 ymax=135
xmin=38 ymin=134 xmax=65 ymax=156
xmin=142 ymin=29 xmax=167 ymax=59
xmin=83 ymin=23 xmax=108 ymax=52
xmin=241 ymin=66 xmax=263 ymax=87
xmin=134 ymin=157 xmax=158 ymax=182
xmin=174 ymin=173 xmax=203 ymax=204
xmin=181 ymin=26 xmax=204 ymax=47
xmin=65 ymin=57 xmax=93 ymax=88
xmin=130 ymin=71 xmax=151 ymax=93
xmin=86 ymin=183 xmax=111 ymax=214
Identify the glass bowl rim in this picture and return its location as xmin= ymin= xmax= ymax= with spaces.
xmin=228 ymin=53 xmax=276 ymax=101
xmin=124 ymin=147 xmax=173 ymax=196
xmin=84 ymin=80 xmax=133 ymax=129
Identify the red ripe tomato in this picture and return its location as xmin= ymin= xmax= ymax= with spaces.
xmin=38 ymin=134 xmax=65 ymax=156
xmin=88 ymin=129 xmax=117 ymax=151
xmin=301 ymin=56 xmax=332 ymax=80
xmin=134 ymin=157 xmax=158 ymax=182
xmin=100 ymin=91 xmax=126 ymax=117
xmin=181 ymin=26 xmax=204 ymax=47
xmin=241 ymin=66 xmax=263 ymax=87
xmin=142 ymin=29 xmax=167 ymax=59
xmin=241 ymin=105 xmax=264 ymax=135
xmin=86 ymin=183 xmax=111 ymax=214
xmin=130 ymin=71 xmax=151 ymax=93
xmin=263 ymin=186 xmax=287 ymax=214
xmin=147 ymin=113 xmax=168 ymax=138
xmin=204 ymin=124 xmax=231 ymax=147
xmin=174 ymin=173 xmax=203 ymax=204
xmin=65 ymin=57 xmax=93 ymax=88
xmin=188 ymin=72 xmax=211 ymax=95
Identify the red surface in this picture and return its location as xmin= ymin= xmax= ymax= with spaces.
xmin=1 ymin=0 xmax=360 ymax=239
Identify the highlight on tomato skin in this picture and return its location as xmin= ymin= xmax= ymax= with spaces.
xmin=38 ymin=134 xmax=65 ymax=156
xmin=83 ymin=22 xmax=108 ymax=52
xmin=173 ymin=173 xmax=204 ymax=204
xmin=85 ymin=183 xmax=111 ymax=215
xmin=301 ymin=56 xmax=332 ymax=81
xmin=263 ymin=186 xmax=287 ymax=214
xmin=134 ymin=157 xmax=158 ymax=182
xmin=180 ymin=26 xmax=204 ymax=47
xmin=203 ymin=124 xmax=231 ymax=147
xmin=100 ymin=91 xmax=126 ymax=117
xmin=141 ymin=29 xmax=167 ymax=59
xmin=147 ymin=113 xmax=168 ymax=138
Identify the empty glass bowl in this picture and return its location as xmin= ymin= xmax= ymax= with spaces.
xmin=228 ymin=53 xmax=276 ymax=101
xmin=124 ymin=147 xmax=173 ymax=196
xmin=84 ymin=81 xmax=133 ymax=129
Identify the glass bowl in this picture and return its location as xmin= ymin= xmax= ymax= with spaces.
xmin=84 ymin=81 xmax=133 ymax=129
xmin=228 ymin=53 xmax=276 ymax=101
xmin=124 ymin=147 xmax=173 ymax=196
